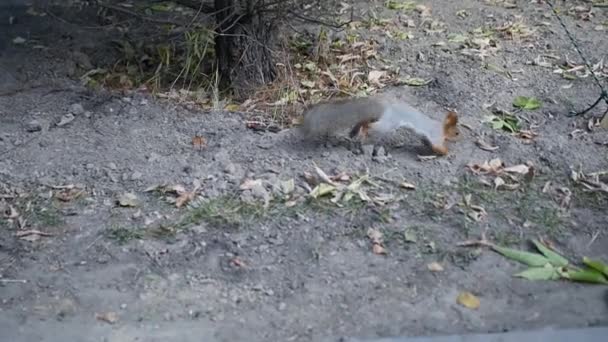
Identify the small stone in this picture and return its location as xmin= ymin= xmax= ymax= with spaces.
xmin=250 ymin=182 xmax=269 ymax=201
xmin=57 ymin=114 xmax=75 ymax=127
xmin=84 ymin=111 xmax=92 ymax=118
xmin=69 ymin=103 xmax=85 ymax=115
xmin=128 ymin=107 xmax=138 ymax=115
xmin=26 ymin=120 xmax=42 ymax=132
xmin=278 ymin=302 xmax=287 ymax=311
xmin=107 ymin=162 xmax=118 ymax=170
xmin=71 ymin=51 xmax=92 ymax=69
xmin=85 ymin=163 xmax=95 ymax=170
xmin=130 ymin=171 xmax=143 ymax=180
xmin=223 ymin=163 xmax=237 ymax=174
xmin=147 ymin=153 xmax=160 ymax=163
xmin=56 ymin=299 xmax=77 ymax=319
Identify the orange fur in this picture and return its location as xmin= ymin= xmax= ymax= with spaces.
xmin=349 ymin=119 xmax=376 ymax=139
xmin=430 ymin=111 xmax=460 ymax=155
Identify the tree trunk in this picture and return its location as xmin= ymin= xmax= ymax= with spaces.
xmin=214 ymin=0 xmax=276 ymax=99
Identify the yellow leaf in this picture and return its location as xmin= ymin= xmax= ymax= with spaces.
xmin=457 ymin=291 xmax=480 ymax=309
xmin=224 ymin=103 xmax=240 ymax=111
xmin=310 ymin=183 xmax=337 ymax=198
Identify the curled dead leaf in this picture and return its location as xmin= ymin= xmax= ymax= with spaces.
xmin=368 ymin=70 xmax=387 ymax=87
xmin=400 ymin=182 xmax=416 ymax=190
xmin=467 ymin=158 xmax=504 ymax=175
xmin=5 ymin=205 xmax=19 ymax=219
xmin=427 ymin=261 xmax=444 ymax=272
xmin=95 ymin=311 xmax=119 ymax=324
xmin=117 ymin=192 xmax=139 ymax=207
xmin=230 ymin=257 xmax=247 ymax=268
xmin=372 ymin=244 xmax=387 ymax=255
xmin=475 ymin=139 xmax=499 ymax=152
xmin=503 ymin=164 xmax=529 ymax=174
xmin=366 ymin=228 xmax=383 ymax=244
xmin=518 ymin=130 xmax=538 ymax=142
xmin=55 ymin=187 xmax=85 ymax=202
xmin=240 ymin=179 xmax=263 ymax=190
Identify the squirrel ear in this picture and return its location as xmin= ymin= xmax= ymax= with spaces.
xmin=445 ymin=111 xmax=458 ymax=126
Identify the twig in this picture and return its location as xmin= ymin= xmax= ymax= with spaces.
xmin=97 ymin=2 xmax=202 ymax=27
xmin=0 ymin=279 xmax=28 ymax=284
xmin=544 ymin=0 xmax=608 ymax=119
xmin=586 ymin=230 xmax=600 ymax=248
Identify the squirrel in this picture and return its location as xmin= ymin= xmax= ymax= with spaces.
xmin=299 ymin=95 xmax=459 ymax=155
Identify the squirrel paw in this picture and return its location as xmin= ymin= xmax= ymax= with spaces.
xmin=431 ymin=144 xmax=449 ymax=156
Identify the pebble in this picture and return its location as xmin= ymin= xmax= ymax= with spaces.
xmin=69 ymin=103 xmax=85 ymax=115
xmin=250 ymin=182 xmax=269 ymax=201
xmin=107 ymin=162 xmax=118 ymax=170
xmin=57 ymin=114 xmax=75 ymax=127
xmin=26 ymin=120 xmax=42 ymax=132
xmin=131 ymin=171 xmax=143 ymax=180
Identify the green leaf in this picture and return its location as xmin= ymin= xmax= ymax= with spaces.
xmin=448 ymin=33 xmax=468 ymax=43
xmin=404 ymin=230 xmax=417 ymax=243
xmin=491 ymin=245 xmax=550 ymax=267
xmin=514 ymin=265 xmax=558 ymax=281
xmin=492 ymin=120 xmax=504 ymax=130
xmin=385 ymin=0 xmax=417 ymax=11
xmin=310 ymin=183 xmax=336 ymax=198
xmin=583 ymin=257 xmax=608 ymax=277
xmin=150 ymin=3 xmax=174 ymax=12
xmin=513 ymin=96 xmax=542 ymax=110
xmin=490 ymin=115 xmax=520 ymax=133
xmin=565 ymin=268 xmax=608 ymax=285
xmin=531 ymin=240 xmax=569 ymax=267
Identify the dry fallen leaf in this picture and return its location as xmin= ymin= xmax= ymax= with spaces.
xmin=230 ymin=257 xmax=247 ymax=268
xmin=493 ymin=176 xmax=506 ymax=189
xmin=5 ymin=205 xmax=19 ymax=219
xmin=192 ymin=135 xmax=207 ymax=149
xmin=427 ymin=261 xmax=444 ymax=272
xmin=367 ymin=70 xmax=387 ymax=87
xmin=400 ymin=182 xmax=416 ymax=190
xmin=457 ymin=291 xmax=480 ymax=309
xmin=467 ymin=158 xmax=504 ymax=175
xmin=417 ymin=155 xmax=437 ymax=161
xmin=367 ymin=228 xmax=387 ymax=255
xmin=475 ymin=139 xmax=499 ymax=152
xmin=313 ymin=163 xmax=339 ymax=186
xmin=503 ymin=164 xmax=529 ymax=174
xmin=54 ymin=187 xmax=85 ymax=202
xmin=95 ymin=311 xmax=119 ymax=324
xmin=367 ymin=228 xmax=383 ymax=243
xmin=372 ymin=244 xmax=387 ymax=255
xmin=117 ymin=192 xmax=139 ymax=207
xmin=175 ymin=191 xmax=196 ymax=208
xmin=518 ymin=130 xmax=538 ymax=142
xmin=15 ymin=229 xmax=53 ymax=242
xmin=240 ymin=179 xmax=263 ymax=190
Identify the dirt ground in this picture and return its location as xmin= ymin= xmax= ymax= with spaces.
xmin=1 ymin=1 xmax=607 ymax=341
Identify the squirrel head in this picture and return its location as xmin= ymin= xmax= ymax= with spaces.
xmin=442 ymin=111 xmax=460 ymax=140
